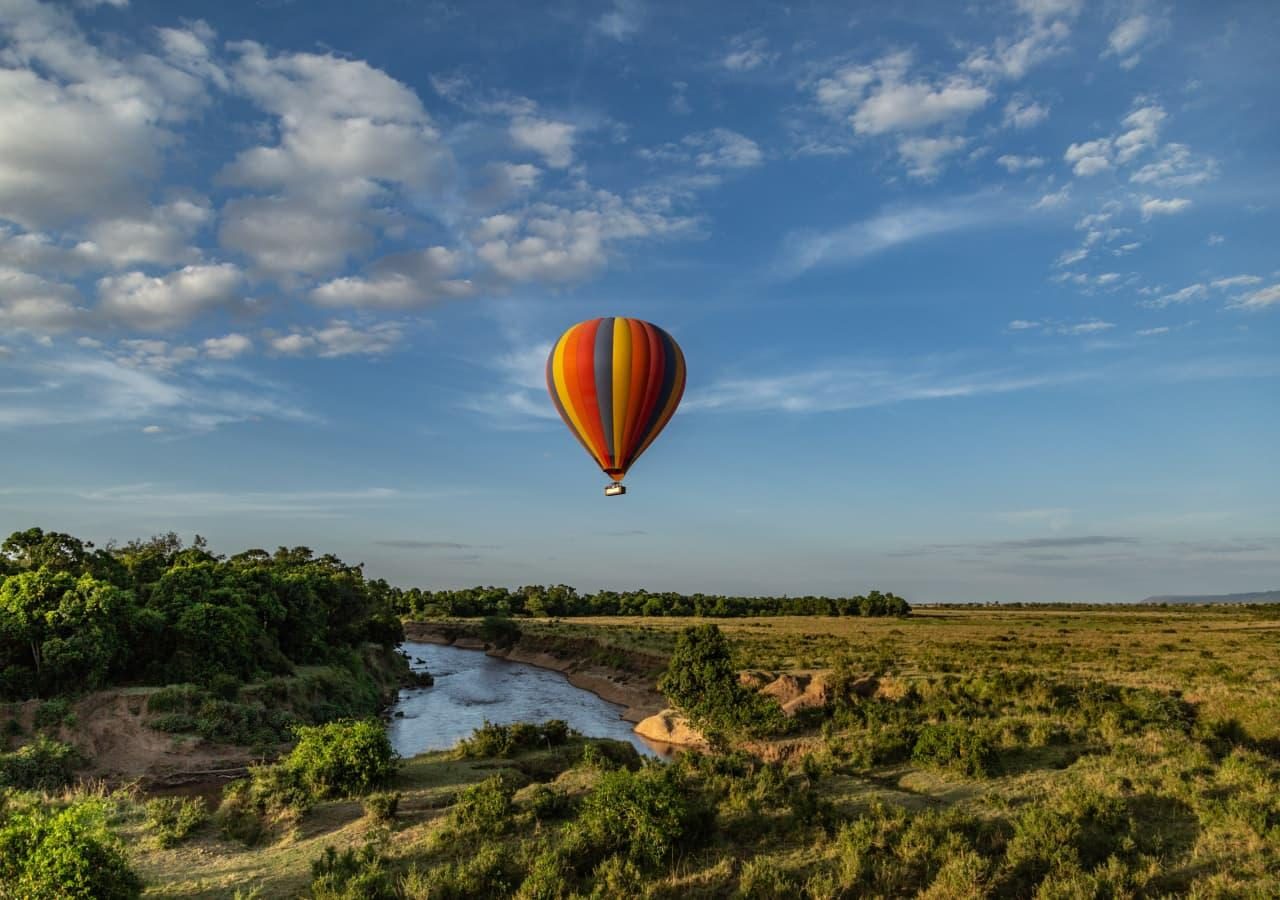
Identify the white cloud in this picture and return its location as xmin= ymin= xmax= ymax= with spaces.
xmin=1139 ymin=196 xmax=1191 ymax=220
xmin=1003 ymin=96 xmax=1049 ymax=128
xmin=688 ymin=129 xmax=763 ymax=169
xmin=815 ymin=52 xmax=990 ymax=136
xmin=510 ymin=117 xmax=576 ymax=169
xmin=1105 ymin=13 xmax=1166 ymax=68
xmin=1008 ymin=319 xmax=1040 ymax=330
xmin=142 ymin=424 xmax=163 ymax=434
xmin=1064 ymin=138 xmax=1112 ymax=176
xmin=310 ymin=246 xmax=474 ymax=309
xmin=779 ymin=194 xmax=1012 ymax=275
xmin=0 ymin=266 xmax=83 ymax=331
xmin=202 ymin=333 xmax=252 ymax=359
xmin=96 ymin=263 xmax=245 ymax=330
xmin=685 ymin=360 xmax=1079 ymax=414
xmin=473 ymin=190 xmax=694 ymax=283
xmin=1210 ymin=275 xmax=1262 ymax=290
xmin=82 ymin=196 xmax=212 ymax=267
xmin=1229 ymin=284 xmax=1280 ymax=311
xmin=1129 ymin=144 xmax=1216 ymax=188
xmin=269 ymin=320 xmax=405 ymax=358
xmin=722 ymin=35 xmax=776 ymax=72
xmin=1207 ymin=233 xmax=1225 ymax=246
xmin=594 ymin=0 xmax=643 ymax=41
xmin=997 ymin=154 xmax=1045 ymax=172
xmin=0 ymin=352 xmax=308 ymax=430
xmin=1033 ymin=187 xmax=1070 ymax=209
xmin=897 ymin=136 xmax=968 ymax=180
xmin=1142 ymin=283 xmax=1207 ymax=308
xmin=966 ymin=20 xmax=1072 ymax=80
xmin=1114 ymin=104 xmax=1165 ymax=163
xmin=219 ymin=42 xmax=448 ymax=279
xmin=1136 ymin=326 xmax=1169 ymax=336
xmin=1055 ymin=247 xmax=1087 ymax=266
xmin=1015 ymin=0 xmax=1083 ymax=22
xmin=1057 ymin=319 xmax=1114 ymax=335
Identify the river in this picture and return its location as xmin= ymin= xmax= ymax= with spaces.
xmin=387 ymin=641 xmax=672 ymax=759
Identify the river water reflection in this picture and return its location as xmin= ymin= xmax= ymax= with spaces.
xmin=388 ymin=641 xmax=671 ymax=759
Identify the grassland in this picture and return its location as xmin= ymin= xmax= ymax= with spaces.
xmin=6 ymin=605 xmax=1280 ymax=897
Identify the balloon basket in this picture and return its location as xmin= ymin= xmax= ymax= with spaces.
xmin=604 ymin=482 xmax=626 ymax=497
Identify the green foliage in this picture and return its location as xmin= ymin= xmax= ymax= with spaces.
xmin=283 ymin=719 xmax=397 ymax=799
xmin=479 ymin=615 xmax=521 ymax=648
xmin=912 ymin=722 xmax=999 ymax=777
xmin=0 ymin=736 xmax=82 ymax=790
xmin=310 ymin=841 xmax=396 ymax=900
xmin=0 ymin=528 xmax=405 ymax=702
xmin=659 ymin=624 xmax=790 ymax=738
xmin=143 ymin=796 xmax=207 ymax=848
xmin=0 ymin=798 xmax=142 ymax=899
xmin=573 ymin=765 xmax=710 ymax=869
xmin=32 ymin=698 xmax=72 ymax=729
xmin=363 ymin=791 xmax=400 ymax=823
xmin=458 ymin=719 xmax=573 ymax=758
xmin=447 ymin=774 xmax=516 ymax=836
xmin=396 ymin=583 xmax=910 ymax=618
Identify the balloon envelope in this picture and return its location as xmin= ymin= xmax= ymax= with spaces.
xmin=545 ymin=317 xmax=685 ymax=482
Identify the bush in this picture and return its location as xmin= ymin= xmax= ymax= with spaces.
xmin=0 ymin=798 xmax=142 ymax=899
xmin=310 ymin=841 xmax=396 ymax=900
xmin=144 ymin=796 xmax=207 ymax=847
xmin=146 ymin=684 xmax=205 ymax=713
xmin=283 ymin=719 xmax=397 ymax=799
xmin=33 ymin=698 xmax=72 ymax=729
xmin=574 ymin=765 xmax=711 ymax=869
xmin=0 ymin=736 xmax=82 ymax=790
xmin=458 ymin=720 xmax=574 ymax=758
xmin=447 ymin=774 xmax=516 ymax=836
xmin=363 ymin=791 xmax=400 ymax=823
xmin=912 ymin=723 xmax=998 ymax=777
xmin=479 ymin=616 xmax=521 ymax=649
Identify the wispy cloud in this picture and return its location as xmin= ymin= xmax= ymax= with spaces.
xmin=0 ymin=352 xmax=313 ymax=430
xmin=684 ymin=358 xmax=1084 ymax=414
xmin=375 ymin=539 xmax=498 ymax=550
xmin=2 ymin=484 xmax=422 ymax=518
xmin=777 ymin=193 xmax=1018 ymax=276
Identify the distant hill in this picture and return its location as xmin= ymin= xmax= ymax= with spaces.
xmin=1141 ymin=590 xmax=1280 ymax=605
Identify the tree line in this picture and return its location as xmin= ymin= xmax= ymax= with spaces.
xmin=386 ymin=584 xmax=910 ymax=619
xmin=0 ymin=528 xmax=402 ymax=701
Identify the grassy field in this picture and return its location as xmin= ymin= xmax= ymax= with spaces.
xmin=6 ymin=606 xmax=1280 ymax=897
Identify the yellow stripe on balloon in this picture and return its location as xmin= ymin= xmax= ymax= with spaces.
xmin=611 ymin=317 xmax=631 ymax=461
xmin=552 ymin=324 xmax=593 ymax=461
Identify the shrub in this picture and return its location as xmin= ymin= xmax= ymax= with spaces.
xmin=479 ymin=616 xmax=521 ymax=649
xmin=447 ymin=774 xmax=516 ymax=836
xmin=144 ymin=796 xmax=207 ymax=847
xmin=283 ymin=719 xmax=397 ymax=799
xmin=574 ymin=765 xmax=711 ymax=869
xmin=912 ymin=723 xmax=998 ymax=777
xmin=310 ymin=841 xmax=396 ymax=900
xmin=402 ymin=843 xmax=520 ymax=899
xmin=363 ymin=791 xmax=400 ymax=823
xmin=0 ymin=736 xmax=82 ymax=790
xmin=0 ymin=798 xmax=142 ymax=899
xmin=33 ymin=698 xmax=72 ymax=729
xmin=737 ymin=856 xmax=797 ymax=898
xmin=146 ymin=684 xmax=205 ymax=714
xmin=458 ymin=720 xmax=574 ymax=758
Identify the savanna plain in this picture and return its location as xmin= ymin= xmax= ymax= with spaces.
xmin=4 ymin=544 xmax=1280 ymax=898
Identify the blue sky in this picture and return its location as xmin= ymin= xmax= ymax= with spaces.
xmin=1 ymin=0 xmax=1277 ymax=603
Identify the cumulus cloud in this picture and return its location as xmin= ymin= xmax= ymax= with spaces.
xmin=814 ymin=52 xmax=990 ymax=136
xmin=309 ymin=247 xmax=474 ymax=309
xmin=96 ymin=263 xmax=246 ymax=330
xmin=1064 ymin=139 xmax=1112 ymax=176
xmin=1003 ymin=96 xmax=1050 ymax=129
xmin=202 ymin=333 xmax=253 ymax=359
xmin=0 ymin=5 xmax=223 ymax=230
xmin=593 ymin=0 xmax=643 ymax=41
xmin=1129 ymin=144 xmax=1216 ymax=188
xmin=219 ymin=42 xmax=449 ymax=279
xmin=1033 ymin=187 xmax=1070 ymax=209
xmin=1104 ymin=13 xmax=1167 ymax=68
xmin=722 ymin=34 xmax=776 ymax=72
xmin=897 ymin=136 xmax=968 ymax=180
xmin=1139 ymin=196 xmax=1191 ymax=220
xmin=472 ymin=190 xmax=695 ymax=284
xmin=268 ymin=320 xmax=405 ymax=357
xmin=0 ymin=266 xmax=83 ymax=331
xmin=997 ymin=154 xmax=1046 ymax=172
xmin=510 ymin=117 xmax=576 ymax=169
xmin=686 ymin=129 xmax=763 ymax=169
xmin=82 ymin=196 xmax=212 ymax=267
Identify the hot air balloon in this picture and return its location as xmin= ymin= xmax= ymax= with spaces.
xmin=545 ymin=317 xmax=686 ymax=496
